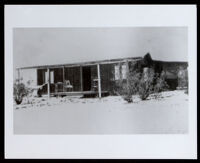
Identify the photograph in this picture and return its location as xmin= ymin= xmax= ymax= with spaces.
xmin=13 ymin=27 xmax=189 ymax=134
xmin=5 ymin=5 xmax=196 ymax=159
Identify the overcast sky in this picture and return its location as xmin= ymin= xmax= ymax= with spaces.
xmin=13 ymin=27 xmax=187 ymax=69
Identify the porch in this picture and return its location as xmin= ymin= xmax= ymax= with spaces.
xmin=18 ymin=58 xmax=133 ymax=98
xmin=37 ymin=64 xmax=104 ymax=98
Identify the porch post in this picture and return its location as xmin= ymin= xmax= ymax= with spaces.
xmin=97 ymin=64 xmax=101 ymax=98
xmin=119 ymin=62 xmax=122 ymax=81
xmin=126 ymin=60 xmax=130 ymax=90
xmin=63 ymin=66 xmax=65 ymax=92
xmin=63 ymin=67 xmax=65 ymax=82
xmin=80 ymin=66 xmax=83 ymax=92
xmin=47 ymin=68 xmax=50 ymax=98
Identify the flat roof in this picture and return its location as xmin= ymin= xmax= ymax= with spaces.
xmin=17 ymin=56 xmax=143 ymax=70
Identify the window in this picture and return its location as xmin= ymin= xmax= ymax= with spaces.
xmin=45 ymin=71 xmax=54 ymax=83
xmin=50 ymin=71 xmax=54 ymax=84
xmin=114 ymin=65 xmax=120 ymax=80
xmin=45 ymin=71 xmax=48 ymax=83
xmin=114 ymin=64 xmax=127 ymax=80
xmin=122 ymin=64 xmax=127 ymax=79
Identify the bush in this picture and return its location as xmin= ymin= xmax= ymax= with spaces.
xmin=122 ymin=83 xmax=133 ymax=103
xmin=117 ymin=68 xmax=169 ymax=102
xmin=138 ymin=68 xmax=155 ymax=100
xmin=13 ymin=79 xmax=35 ymax=105
xmin=13 ymin=79 xmax=29 ymax=105
xmin=152 ymin=71 xmax=169 ymax=99
xmin=137 ymin=69 xmax=169 ymax=100
xmin=116 ymin=71 xmax=141 ymax=103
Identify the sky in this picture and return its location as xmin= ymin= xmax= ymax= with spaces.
xmin=13 ymin=27 xmax=188 ymax=69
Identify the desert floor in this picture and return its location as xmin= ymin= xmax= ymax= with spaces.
xmin=14 ymin=90 xmax=188 ymax=134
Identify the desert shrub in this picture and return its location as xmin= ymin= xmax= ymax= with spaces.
xmin=116 ymin=71 xmax=141 ymax=103
xmin=121 ymin=83 xmax=133 ymax=103
xmin=137 ymin=68 xmax=155 ymax=100
xmin=13 ymin=79 xmax=29 ymax=105
xmin=25 ymin=80 xmax=35 ymax=103
xmin=118 ymin=68 xmax=169 ymax=102
xmin=13 ymin=79 xmax=35 ymax=105
xmin=152 ymin=71 xmax=169 ymax=99
xmin=138 ymin=69 xmax=169 ymax=100
xmin=115 ymin=80 xmax=132 ymax=102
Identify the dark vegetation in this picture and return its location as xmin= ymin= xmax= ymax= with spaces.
xmin=14 ymin=79 xmax=29 ymax=104
xmin=117 ymin=67 xmax=169 ymax=103
xmin=14 ymin=79 xmax=33 ymax=105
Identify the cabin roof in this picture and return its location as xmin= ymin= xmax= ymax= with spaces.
xmin=154 ymin=60 xmax=188 ymax=65
xmin=18 ymin=56 xmax=143 ymax=70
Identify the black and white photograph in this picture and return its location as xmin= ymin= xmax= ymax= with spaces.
xmin=5 ymin=5 xmax=197 ymax=159
xmin=13 ymin=27 xmax=189 ymax=134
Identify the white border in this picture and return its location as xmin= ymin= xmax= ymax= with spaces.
xmin=5 ymin=5 xmax=197 ymax=159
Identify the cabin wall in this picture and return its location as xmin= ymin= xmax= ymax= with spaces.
xmin=154 ymin=61 xmax=188 ymax=74
xmin=100 ymin=60 xmax=188 ymax=93
xmin=100 ymin=61 xmax=138 ymax=95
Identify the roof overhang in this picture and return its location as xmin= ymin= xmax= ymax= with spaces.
xmin=17 ymin=57 xmax=143 ymax=70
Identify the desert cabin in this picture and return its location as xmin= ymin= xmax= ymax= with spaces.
xmin=15 ymin=53 xmax=188 ymax=98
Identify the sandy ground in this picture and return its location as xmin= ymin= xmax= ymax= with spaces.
xmin=14 ymin=90 xmax=188 ymax=134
